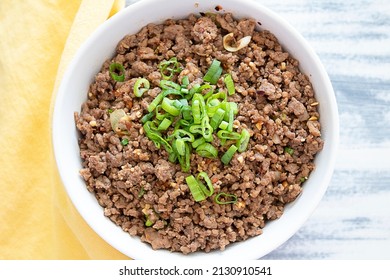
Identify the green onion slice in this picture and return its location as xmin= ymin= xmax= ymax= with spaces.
xmin=185 ymin=172 xmax=214 ymax=202
xmin=158 ymin=57 xmax=181 ymax=80
xmin=140 ymin=111 xmax=154 ymax=123
xmin=219 ymin=120 xmax=229 ymax=130
xmin=199 ymin=84 xmax=214 ymax=99
xmin=181 ymin=76 xmax=190 ymax=87
xmin=174 ymin=139 xmax=186 ymax=156
xmin=227 ymin=109 xmax=234 ymax=132
xmin=185 ymin=175 xmax=206 ymax=202
xmin=221 ymin=145 xmax=238 ymax=165
xmin=206 ymin=98 xmax=221 ymax=117
xmin=160 ymin=80 xmax=181 ymax=91
xmin=284 ymin=146 xmax=294 ymax=155
xmin=157 ymin=118 xmax=172 ymax=131
xmin=196 ymin=143 xmax=218 ymax=158
xmin=192 ymin=99 xmax=202 ymax=124
xmin=210 ymin=108 xmax=225 ymax=130
xmin=109 ymin=62 xmax=125 ymax=82
xmin=203 ymin=59 xmax=223 ymax=84
xmin=121 ymin=138 xmax=129 ymax=146
xmin=134 ymin=78 xmax=150 ymax=97
xmin=148 ymin=92 xmax=165 ymax=112
xmin=145 ymin=215 xmax=155 ymax=227
xmin=155 ymin=105 xmax=168 ymax=121
xmin=161 ymin=97 xmax=181 ymax=116
xmin=182 ymin=106 xmax=193 ymax=121
xmin=217 ymin=130 xmax=241 ymax=140
xmin=176 ymin=142 xmax=191 ymax=172
xmin=196 ymin=172 xmax=214 ymax=197
xmin=192 ymin=137 xmax=206 ymax=148
xmin=170 ymin=129 xmax=195 ymax=142
xmin=224 ymin=74 xmax=235 ymax=95
xmin=215 ymin=192 xmax=238 ymax=205
xmin=237 ymin=129 xmax=250 ymax=152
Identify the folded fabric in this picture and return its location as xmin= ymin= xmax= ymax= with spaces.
xmin=0 ymin=0 xmax=129 ymax=259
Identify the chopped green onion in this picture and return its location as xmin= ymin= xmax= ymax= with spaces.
xmin=162 ymin=97 xmax=181 ymax=116
xmin=215 ymin=192 xmax=238 ymax=205
xmin=134 ymin=78 xmax=150 ymax=97
xmin=168 ymin=152 xmax=177 ymax=163
xmin=121 ymin=138 xmax=129 ymax=146
xmin=176 ymin=119 xmax=191 ymax=130
xmin=210 ymin=108 xmax=225 ymax=130
xmin=148 ymin=92 xmax=165 ymax=112
xmin=206 ymin=98 xmax=221 ymax=117
xmin=181 ymin=76 xmax=190 ymax=87
xmin=158 ymin=57 xmax=181 ymax=80
xmin=135 ymin=58 xmax=252 ymax=182
xmin=284 ymin=146 xmax=294 ymax=155
xmin=179 ymin=99 xmax=189 ymax=106
xmin=192 ymin=137 xmax=206 ymax=148
xmin=182 ymin=106 xmax=193 ymax=121
xmin=224 ymin=74 xmax=235 ymax=95
xmin=221 ymin=145 xmax=238 ymax=165
xmin=160 ymin=80 xmax=181 ymax=91
xmin=170 ymin=129 xmax=195 ymax=142
xmin=196 ymin=143 xmax=218 ymax=158
xmin=197 ymin=172 xmax=214 ymax=196
xmin=140 ymin=111 xmax=154 ymax=123
xmin=138 ymin=187 xmax=145 ymax=198
xmin=188 ymin=84 xmax=201 ymax=99
xmin=174 ymin=138 xmax=186 ymax=156
xmin=219 ymin=120 xmax=229 ymax=130
xmin=176 ymin=142 xmax=191 ymax=172
xmin=185 ymin=172 xmax=214 ymax=202
xmin=189 ymin=124 xmax=202 ymax=134
xmin=208 ymin=91 xmax=227 ymax=102
xmin=229 ymin=102 xmax=238 ymax=115
xmin=227 ymin=109 xmax=234 ymax=132
xmin=200 ymin=116 xmax=213 ymax=142
xmin=192 ymin=99 xmax=202 ymax=124
xmin=199 ymin=84 xmax=214 ymax=99
xmin=145 ymin=217 xmax=154 ymax=227
xmin=203 ymin=59 xmax=223 ymax=84
xmin=185 ymin=175 xmax=206 ymax=202
xmin=217 ymin=130 xmax=241 ymax=140
xmin=237 ymin=129 xmax=250 ymax=152
xmin=157 ymin=118 xmax=172 ymax=131
xmin=143 ymin=121 xmax=173 ymax=153
xmin=155 ymin=105 xmax=168 ymax=120
xmin=109 ymin=62 xmax=125 ymax=82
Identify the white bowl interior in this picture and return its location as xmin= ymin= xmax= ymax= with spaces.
xmin=52 ymin=0 xmax=339 ymax=260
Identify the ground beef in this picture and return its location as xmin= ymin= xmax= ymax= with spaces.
xmin=75 ymin=13 xmax=323 ymax=254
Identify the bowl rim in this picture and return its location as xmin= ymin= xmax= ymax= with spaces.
xmin=52 ymin=0 xmax=339 ymax=260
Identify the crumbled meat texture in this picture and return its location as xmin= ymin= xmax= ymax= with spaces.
xmin=75 ymin=13 xmax=323 ymax=254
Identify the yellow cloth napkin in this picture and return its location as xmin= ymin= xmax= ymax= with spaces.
xmin=0 ymin=0 xmax=129 ymax=259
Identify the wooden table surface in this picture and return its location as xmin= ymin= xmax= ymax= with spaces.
xmin=126 ymin=0 xmax=390 ymax=259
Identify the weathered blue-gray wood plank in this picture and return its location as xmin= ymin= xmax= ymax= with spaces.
xmin=125 ymin=0 xmax=390 ymax=259
xmin=257 ymin=0 xmax=390 ymax=260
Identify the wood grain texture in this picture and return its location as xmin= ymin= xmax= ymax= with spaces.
xmin=257 ymin=0 xmax=390 ymax=260
xmin=125 ymin=0 xmax=390 ymax=259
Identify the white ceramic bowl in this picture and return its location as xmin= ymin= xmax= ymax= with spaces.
xmin=52 ymin=0 xmax=339 ymax=259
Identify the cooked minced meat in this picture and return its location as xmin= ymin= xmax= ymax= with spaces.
xmin=74 ymin=13 xmax=323 ymax=254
